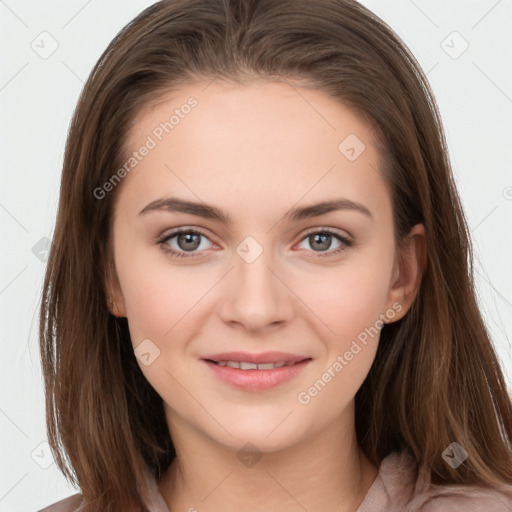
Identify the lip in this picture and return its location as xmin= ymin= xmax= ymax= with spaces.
xmin=201 ymin=352 xmax=312 ymax=391
xmin=202 ymin=351 xmax=309 ymax=364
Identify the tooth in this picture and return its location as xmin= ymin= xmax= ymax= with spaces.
xmin=257 ymin=363 xmax=275 ymax=370
xmin=216 ymin=360 xmax=295 ymax=370
xmin=240 ymin=362 xmax=258 ymax=370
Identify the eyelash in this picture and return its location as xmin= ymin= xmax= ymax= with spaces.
xmin=157 ymin=227 xmax=354 ymax=259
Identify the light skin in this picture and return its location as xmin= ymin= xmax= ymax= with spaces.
xmin=107 ymin=79 xmax=426 ymax=511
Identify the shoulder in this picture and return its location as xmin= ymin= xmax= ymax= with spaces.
xmin=38 ymin=493 xmax=83 ymax=512
xmin=361 ymin=449 xmax=512 ymax=512
xmin=416 ymin=483 xmax=512 ymax=512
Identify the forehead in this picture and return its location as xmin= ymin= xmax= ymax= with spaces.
xmin=118 ymin=79 xmax=389 ymax=222
xmin=127 ymin=78 xmax=379 ymax=154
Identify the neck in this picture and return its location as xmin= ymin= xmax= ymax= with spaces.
xmin=158 ymin=404 xmax=379 ymax=512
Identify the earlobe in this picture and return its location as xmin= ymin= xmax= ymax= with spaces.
xmin=105 ymin=263 xmax=127 ymax=318
xmin=386 ymin=223 xmax=426 ymax=322
xmin=107 ymin=297 xmax=126 ymax=317
xmin=106 ymin=293 xmax=127 ymax=318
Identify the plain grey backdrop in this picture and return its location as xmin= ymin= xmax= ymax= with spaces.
xmin=1 ymin=0 xmax=511 ymax=510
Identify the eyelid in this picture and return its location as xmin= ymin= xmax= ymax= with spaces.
xmin=156 ymin=225 xmax=352 ymax=243
xmin=299 ymin=225 xmax=353 ymax=241
xmin=294 ymin=227 xmax=354 ymax=256
xmin=158 ymin=227 xmax=216 ymax=250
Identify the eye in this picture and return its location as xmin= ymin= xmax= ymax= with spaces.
xmin=296 ymin=228 xmax=354 ymax=257
xmin=158 ymin=229 xmax=214 ymax=258
xmin=157 ymin=227 xmax=354 ymax=259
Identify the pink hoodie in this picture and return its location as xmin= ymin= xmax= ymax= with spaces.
xmin=39 ymin=449 xmax=512 ymax=511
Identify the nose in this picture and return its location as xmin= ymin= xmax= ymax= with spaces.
xmin=218 ymin=245 xmax=295 ymax=333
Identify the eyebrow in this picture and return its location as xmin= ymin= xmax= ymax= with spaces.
xmin=138 ymin=196 xmax=373 ymax=223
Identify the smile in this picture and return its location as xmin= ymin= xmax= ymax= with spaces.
xmin=202 ymin=355 xmax=312 ymax=391
xmin=210 ymin=360 xmax=296 ymax=370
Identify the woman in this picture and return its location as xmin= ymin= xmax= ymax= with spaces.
xmin=39 ymin=0 xmax=512 ymax=510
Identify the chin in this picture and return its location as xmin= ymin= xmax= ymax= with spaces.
xmin=205 ymin=412 xmax=312 ymax=454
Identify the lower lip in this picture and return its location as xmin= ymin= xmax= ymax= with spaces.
xmin=202 ymin=359 xmax=311 ymax=391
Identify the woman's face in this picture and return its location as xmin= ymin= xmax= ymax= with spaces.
xmin=109 ymin=79 xmax=421 ymax=453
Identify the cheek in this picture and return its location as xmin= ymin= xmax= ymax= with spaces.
xmin=293 ymin=267 xmax=390 ymax=416
xmin=115 ymin=236 xmax=212 ymax=344
xmin=302 ymin=260 xmax=393 ymax=349
xmin=117 ymin=257 xmax=208 ymax=404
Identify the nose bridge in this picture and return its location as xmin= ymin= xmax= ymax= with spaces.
xmin=219 ymin=234 xmax=294 ymax=331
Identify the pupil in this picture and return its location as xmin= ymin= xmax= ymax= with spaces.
xmin=311 ymin=233 xmax=331 ymax=251
xmin=178 ymin=233 xmax=200 ymax=251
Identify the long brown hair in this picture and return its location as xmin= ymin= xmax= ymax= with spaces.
xmin=39 ymin=0 xmax=512 ymax=510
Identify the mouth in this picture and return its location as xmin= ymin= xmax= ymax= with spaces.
xmin=205 ymin=360 xmax=307 ymax=370
xmin=202 ymin=351 xmax=310 ymax=365
xmin=201 ymin=352 xmax=312 ymax=391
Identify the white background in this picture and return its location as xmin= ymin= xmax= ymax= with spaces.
xmin=1 ymin=1 xmax=511 ymax=510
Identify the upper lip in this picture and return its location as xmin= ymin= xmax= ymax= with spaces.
xmin=202 ymin=351 xmax=311 ymax=364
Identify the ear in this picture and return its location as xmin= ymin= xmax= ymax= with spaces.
xmin=384 ymin=223 xmax=426 ymax=322
xmin=105 ymin=259 xmax=127 ymax=318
